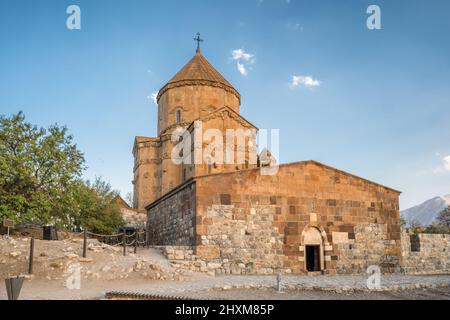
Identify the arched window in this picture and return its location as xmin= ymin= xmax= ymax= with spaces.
xmin=176 ymin=109 xmax=182 ymax=123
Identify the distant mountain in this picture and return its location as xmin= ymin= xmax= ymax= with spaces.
xmin=401 ymin=195 xmax=450 ymax=226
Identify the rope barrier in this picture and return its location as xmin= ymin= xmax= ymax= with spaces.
xmin=78 ymin=229 xmax=147 ymax=250
xmin=87 ymin=231 xmax=124 ymax=238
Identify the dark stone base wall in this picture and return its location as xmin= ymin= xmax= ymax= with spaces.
xmin=147 ymin=182 xmax=196 ymax=246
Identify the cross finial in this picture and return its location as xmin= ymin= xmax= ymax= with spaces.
xmin=193 ymin=32 xmax=204 ymax=53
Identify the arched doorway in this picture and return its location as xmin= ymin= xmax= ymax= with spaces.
xmin=302 ymin=226 xmax=325 ymax=272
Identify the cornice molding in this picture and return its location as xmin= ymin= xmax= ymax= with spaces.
xmin=157 ymin=80 xmax=241 ymax=103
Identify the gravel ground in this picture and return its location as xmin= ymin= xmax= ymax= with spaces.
xmin=1 ymin=273 xmax=450 ymax=300
xmin=2 ymin=237 xmax=449 ymax=300
xmin=194 ymin=287 xmax=450 ymax=300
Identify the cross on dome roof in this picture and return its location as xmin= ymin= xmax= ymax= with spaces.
xmin=157 ymin=41 xmax=240 ymax=103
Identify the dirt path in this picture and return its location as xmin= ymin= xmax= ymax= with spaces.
xmin=0 ymin=237 xmax=188 ymax=282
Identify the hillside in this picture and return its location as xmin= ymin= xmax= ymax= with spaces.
xmin=401 ymin=195 xmax=450 ymax=226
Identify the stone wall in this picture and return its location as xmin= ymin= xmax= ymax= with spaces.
xmin=154 ymin=245 xmax=287 ymax=276
xmin=335 ymin=224 xmax=401 ymax=274
xmin=120 ymin=206 xmax=147 ymax=229
xmin=401 ymin=229 xmax=450 ymax=274
xmin=194 ymin=161 xmax=401 ymax=274
xmin=151 ymin=227 xmax=450 ymax=276
xmin=133 ymin=137 xmax=161 ymax=210
xmin=146 ymin=160 xmax=404 ymax=274
xmin=157 ymin=73 xmax=241 ymax=136
xmin=147 ymin=182 xmax=196 ymax=246
xmin=195 ymin=204 xmax=286 ymax=274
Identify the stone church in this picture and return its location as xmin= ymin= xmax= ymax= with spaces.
xmin=133 ymin=44 xmax=403 ymax=275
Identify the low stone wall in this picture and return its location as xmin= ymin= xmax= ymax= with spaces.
xmin=154 ymin=245 xmax=290 ymax=276
xmin=154 ymin=210 xmax=406 ymax=275
xmin=154 ymin=228 xmax=450 ymax=276
xmin=401 ymin=230 xmax=450 ymax=275
xmin=335 ymin=224 xmax=401 ymax=274
xmin=155 ymin=246 xmax=195 ymax=261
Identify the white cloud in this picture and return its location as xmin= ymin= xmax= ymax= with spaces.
xmin=290 ymin=75 xmax=321 ymax=89
xmin=231 ymin=49 xmax=255 ymax=76
xmin=237 ymin=62 xmax=248 ymax=76
xmin=444 ymin=155 xmax=450 ymax=171
xmin=231 ymin=49 xmax=255 ymax=64
xmin=147 ymin=91 xmax=158 ymax=105
xmin=431 ymin=154 xmax=450 ymax=174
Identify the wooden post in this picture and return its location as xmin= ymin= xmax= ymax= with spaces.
xmin=134 ymin=232 xmax=137 ymax=254
xmin=28 ymin=237 xmax=34 ymax=274
xmin=83 ymin=229 xmax=87 ymax=258
xmin=122 ymin=233 xmax=126 ymax=256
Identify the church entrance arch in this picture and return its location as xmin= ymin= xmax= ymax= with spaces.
xmin=302 ymin=225 xmax=326 ymax=273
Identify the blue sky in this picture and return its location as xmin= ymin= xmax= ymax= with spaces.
xmin=0 ymin=0 xmax=449 ymax=209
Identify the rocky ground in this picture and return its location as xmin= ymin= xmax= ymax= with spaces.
xmin=0 ymin=236 xmax=189 ymax=283
xmin=1 ymin=236 xmax=450 ymax=300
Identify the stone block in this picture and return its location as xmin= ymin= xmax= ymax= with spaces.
xmin=332 ymin=232 xmax=349 ymax=244
xmin=207 ymin=262 xmax=222 ymax=269
xmin=196 ymin=245 xmax=221 ymax=260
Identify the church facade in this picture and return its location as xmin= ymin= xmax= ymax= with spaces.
xmin=133 ymin=46 xmax=403 ymax=275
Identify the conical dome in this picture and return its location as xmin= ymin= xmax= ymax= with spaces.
xmin=157 ymin=50 xmax=240 ymax=102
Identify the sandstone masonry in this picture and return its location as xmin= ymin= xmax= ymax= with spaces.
xmin=135 ymin=47 xmax=449 ymax=275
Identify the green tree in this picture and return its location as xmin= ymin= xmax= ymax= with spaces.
xmin=0 ymin=112 xmax=85 ymax=224
xmin=436 ymin=206 xmax=450 ymax=228
xmin=0 ymin=112 xmax=125 ymax=234
xmin=71 ymin=177 xmax=124 ymax=234
xmin=424 ymin=221 xmax=450 ymax=234
xmin=409 ymin=219 xmax=423 ymax=234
